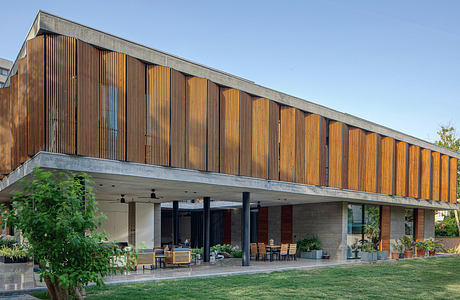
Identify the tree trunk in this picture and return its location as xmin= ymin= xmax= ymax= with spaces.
xmin=454 ymin=210 xmax=460 ymax=235
xmin=44 ymin=275 xmax=69 ymax=300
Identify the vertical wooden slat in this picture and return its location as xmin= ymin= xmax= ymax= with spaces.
xmin=126 ymin=56 xmax=145 ymax=163
xmin=17 ymin=59 xmax=28 ymax=164
xmin=257 ymin=207 xmax=268 ymax=244
xmin=328 ymin=121 xmax=348 ymax=189
xmin=414 ymin=208 xmax=424 ymax=241
xmin=420 ymin=149 xmax=431 ymax=200
xmin=170 ymin=69 xmax=186 ymax=168
xmin=380 ymin=205 xmax=391 ymax=253
xmin=348 ymin=127 xmax=366 ymax=191
xmin=223 ymin=209 xmax=232 ymax=245
xmin=431 ymin=152 xmax=441 ymax=201
xmin=251 ymin=97 xmax=269 ymax=179
xmin=207 ymin=80 xmax=219 ymax=172
xmin=219 ymin=87 xmax=239 ymax=175
xmin=0 ymin=87 xmax=11 ymax=174
xmin=77 ymin=40 xmax=100 ymax=157
xmin=449 ymin=157 xmax=458 ymax=203
xmin=395 ymin=141 xmax=409 ymax=197
xmin=146 ymin=65 xmax=170 ymax=166
xmin=239 ymin=91 xmax=252 ymax=177
xmin=440 ymin=154 xmax=450 ymax=202
xmin=281 ymin=205 xmax=293 ymax=244
xmin=365 ymin=132 xmax=381 ymax=193
xmin=295 ymin=109 xmax=306 ymax=184
xmin=305 ymin=114 xmax=326 ymax=186
xmin=408 ymin=145 xmax=421 ymax=198
xmin=268 ymin=100 xmax=280 ymax=180
xmin=10 ymin=76 xmax=19 ymax=169
xmin=99 ymin=51 xmax=125 ymax=161
xmin=27 ymin=35 xmax=45 ymax=156
xmin=46 ymin=35 xmax=76 ymax=154
xmin=186 ymin=77 xmax=207 ymax=170
xmin=380 ymin=137 xmax=395 ymax=195
xmin=280 ymin=106 xmax=295 ymax=182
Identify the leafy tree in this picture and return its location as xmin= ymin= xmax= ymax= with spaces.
xmin=0 ymin=168 xmax=131 ymax=300
xmin=435 ymin=211 xmax=459 ymax=237
xmin=435 ymin=124 xmax=460 ymax=235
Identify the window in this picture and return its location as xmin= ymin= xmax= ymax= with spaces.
xmin=0 ymin=68 xmax=8 ymax=76
xmin=405 ymin=208 xmax=414 ymax=236
xmin=347 ymin=204 xmax=380 ymax=259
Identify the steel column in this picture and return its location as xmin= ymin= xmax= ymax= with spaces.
xmin=242 ymin=192 xmax=250 ymax=266
xmin=173 ymin=201 xmax=179 ymax=246
xmin=203 ymin=197 xmax=211 ymax=262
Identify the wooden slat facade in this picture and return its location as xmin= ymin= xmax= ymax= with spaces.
xmin=380 ymin=205 xmax=391 ymax=253
xmin=380 ymin=137 xmax=395 ymax=195
xmin=450 ymin=157 xmax=458 ymax=203
xmin=408 ymin=145 xmax=421 ymax=199
xmin=10 ymin=76 xmax=18 ymax=169
xmin=0 ymin=87 xmax=11 ymax=175
xmin=186 ymin=77 xmax=207 ymax=171
xmin=395 ymin=141 xmax=409 ymax=197
xmin=239 ymin=91 xmax=252 ymax=177
xmin=27 ymin=35 xmax=45 ymax=156
xmin=257 ymin=207 xmax=269 ymax=244
xmin=268 ymin=101 xmax=280 ymax=180
xmin=126 ymin=56 xmax=145 ymax=163
xmin=251 ymin=97 xmax=269 ymax=179
xmin=77 ymin=40 xmax=100 ymax=157
xmin=420 ymin=149 xmax=431 ymax=200
xmin=440 ymin=154 xmax=450 ymax=202
xmin=99 ymin=50 xmax=126 ymax=161
xmin=348 ymin=127 xmax=366 ymax=191
xmin=170 ymin=69 xmax=186 ymax=168
xmin=305 ymin=114 xmax=326 ymax=186
xmin=223 ymin=209 xmax=232 ymax=245
xmin=328 ymin=121 xmax=348 ymax=189
xmin=207 ymin=80 xmax=219 ymax=172
xmin=281 ymin=205 xmax=293 ymax=244
xmin=431 ymin=152 xmax=441 ymax=201
xmin=364 ymin=132 xmax=381 ymax=193
xmin=17 ymin=59 xmax=28 ymax=164
xmin=280 ymin=106 xmax=296 ymax=182
xmin=414 ymin=208 xmax=424 ymax=241
xmin=219 ymin=88 xmax=239 ymax=175
xmin=146 ymin=65 xmax=170 ymax=166
xmin=46 ymin=35 xmax=76 ymax=155
xmin=295 ymin=109 xmax=306 ymax=184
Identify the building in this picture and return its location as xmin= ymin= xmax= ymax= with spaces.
xmin=0 ymin=58 xmax=13 ymax=87
xmin=0 ymin=11 xmax=459 ymax=264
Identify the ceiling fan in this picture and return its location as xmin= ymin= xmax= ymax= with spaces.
xmin=137 ymin=189 xmax=161 ymax=200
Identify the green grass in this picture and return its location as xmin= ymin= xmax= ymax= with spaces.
xmin=34 ymin=256 xmax=460 ymax=299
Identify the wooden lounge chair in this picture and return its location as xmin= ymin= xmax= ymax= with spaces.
xmin=258 ymin=243 xmax=269 ymax=261
xmin=134 ymin=250 xmax=156 ymax=270
xmin=279 ymin=244 xmax=289 ymax=261
xmin=165 ymin=248 xmax=192 ymax=267
xmin=288 ymin=244 xmax=297 ymax=261
xmin=250 ymin=243 xmax=258 ymax=260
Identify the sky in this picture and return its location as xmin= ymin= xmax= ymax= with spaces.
xmin=1 ymin=0 xmax=459 ymax=143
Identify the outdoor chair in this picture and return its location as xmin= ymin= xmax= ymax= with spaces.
xmin=134 ymin=249 xmax=156 ymax=270
xmin=165 ymin=248 xmax=192 ymax=267
xmin=288 ymin=244 xmax=297 ymax=261
xmin=258 ymin=243 xmax=269 ymax=261
xmin=279 ymin=244 xmax=289 ymax=261
xmin=250 ymin=243 xmax=258 ymax=260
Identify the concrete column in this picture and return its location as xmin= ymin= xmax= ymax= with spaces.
xmin=203 ymin=197 xmax=211 ymax=262
xmin=390 ymin=206 xmax=405 ymax=250
xmin=173 ymin=201 xmax=179 ymax=245
xmin=136 ymin=203 xmax=155 ymax=248
xmin=424 ymin=209 xmax=435 ymax=240
xmin=242 ymin=192 xmax=250 ymax=266
xmin=128 ymin=202 xmax=136 ymax=246
xmin=154 ymin=203 xmax=161 ymax=247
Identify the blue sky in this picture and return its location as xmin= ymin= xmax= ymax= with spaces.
xmin=1 ymin=0 xmax=459 ymax=143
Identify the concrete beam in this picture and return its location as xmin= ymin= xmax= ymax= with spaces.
xmin=2 ymin=152 xmax=459 ymax=211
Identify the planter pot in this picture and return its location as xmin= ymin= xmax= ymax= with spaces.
xmin=300 ymin=250 xmax=323 ymax=259
xmin=416 ymin=249 xmax=426 ymax=257
xmin=429 ymin=251 xmax=436 ymax=257
xmin=361 ymin=252 xmax=377 ymax=262
xmin=404 ymin=251 xmax=414 ymax=258
xmin=377 ymin=251 xmax=388 ymax=260
xmin=0 ymin=256 xmax=28 ymax=263
xmin=399 ymin=253 xmax=405 ymax=259
xmin=391 ymin=252 xmax=400 ymax=260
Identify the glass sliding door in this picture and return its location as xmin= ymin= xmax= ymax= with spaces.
xmin=347 ymin=204 xmax=381 ymax=259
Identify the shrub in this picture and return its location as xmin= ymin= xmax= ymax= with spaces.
xmin=400 ymin=236 xmax=414 ymax=251
xmin=297 ymin=236 xmax=322 ymax=252
xmin=0 ymin=246 xmax=28 ymax=259
xmin=435 ymin=211 xmax=459 ymax=237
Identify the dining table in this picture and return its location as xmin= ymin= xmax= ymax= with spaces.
xmin=266 ymin=245 xmax=281 ymax=261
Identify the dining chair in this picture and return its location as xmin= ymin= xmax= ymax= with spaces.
xmin=250 ymin=243 xmax=258 ymax=260
xmin=280 ymin=244 xmax=289 ymax=261
xmin=258 ymin=243 xmax=269 ymax=261
xmin=288 ymin=244 xmax=297 ymax=261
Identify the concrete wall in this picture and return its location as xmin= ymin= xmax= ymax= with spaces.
xmin=135 ymin=203 xmax=155 ymax=248
xmin=154 ymin=203 xmax=161 ymax=247
xmin=97 ymin=201 xmax=128 ymax=243
xmin=424 ymin=209 xmax=435 ymax=240
xmin=231 ymin=208 xmax=241 ymax=247
xmin=267 ymin=206 xmax=281 ymax=243
xmin=435 ymin=237 xmax=460 ymax=254
xmin=292 ymin=202 xmax=347 ymax=260
xmin=390 ymin=206 xmax=405 ymax=251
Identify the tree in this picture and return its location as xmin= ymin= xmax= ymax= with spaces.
xmin=435 ymin=124 xmax=460 ymax=235
xmin=0 ymin=168 xmax=131 ymax=300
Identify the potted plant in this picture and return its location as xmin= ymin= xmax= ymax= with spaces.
xmin=297 ymin=236 xmax=322 ymax=259
xmin=400 ymin=236 xmax=414 ymax=258
xmin=364 ymin=224 xmax=388 ymax=260
xmin=0 ymin=246 xmax=29 ymax=263
xmin=351 ymin=241 xmax=360 ymax=259
xmin=424 ymin=237 xmax=445 ymax=256
xmin=361 ymin=241 xmax=377 ymax=262
xmin=414 ymin=241 xmax=427 ymax=257
xmin=391 ymin=241 xmax=403 ymax=260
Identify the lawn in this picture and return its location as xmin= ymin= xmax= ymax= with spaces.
xmin=34 ymin=256 xmax=460 ymax=299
